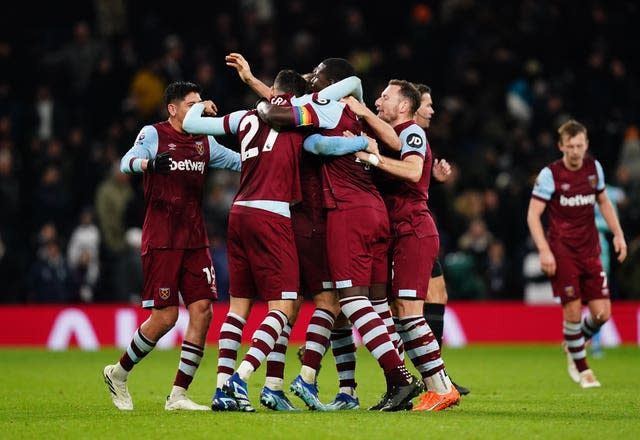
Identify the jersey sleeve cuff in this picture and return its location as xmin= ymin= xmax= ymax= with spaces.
xmin=131 ymin=158 xmax=144 ymax=173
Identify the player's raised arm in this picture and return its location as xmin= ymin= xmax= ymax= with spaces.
xmin=184 ymin=102 xmax=224 ymax=135
xmin=184 ymin=102 xmax=247 ymax=137
xmin=317 ymin=76 xmax=363 ymax=102
xmin=226 ymin=52 xmax=272 ymax=99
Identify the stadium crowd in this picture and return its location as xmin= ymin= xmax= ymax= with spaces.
xmin=1 ymin=0 xmax=639 ymax=304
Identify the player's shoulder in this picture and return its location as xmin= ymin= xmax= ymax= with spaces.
xmin=585 ymin=156 xmax=601 ymax=171
xmin=546 ymin=159 xmax=564 ymax=173
xmin=537 ymin=165 xmax=553 ymax=180
xmin=134 ymin=124 xmax=158 ymax=145
xmin=294 ymin=92 xmax=341 ymax=108
xmin=399 ymin=121 xmax=426 ymax=150
xmin=399 ymin=121 xmax=424 ymax=137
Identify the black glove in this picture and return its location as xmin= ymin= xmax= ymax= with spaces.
xmin=147 ymin=151 xmax=171 ymax=174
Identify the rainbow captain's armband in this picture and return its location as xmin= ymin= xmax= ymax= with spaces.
xmin=292 ymin=104 xmax=314 ymax=127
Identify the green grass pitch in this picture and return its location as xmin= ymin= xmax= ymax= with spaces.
xmin=1 ymin=345 xmax=638 ymax=439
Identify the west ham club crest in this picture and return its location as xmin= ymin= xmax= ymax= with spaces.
xmin=159 ymin=287 xmax=171 ymax=300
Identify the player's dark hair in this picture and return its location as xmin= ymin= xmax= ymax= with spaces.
xmin=389 ymin=79 xmax=421 ymax=115
xmin=164 ymin=81 xmax=201 ymax=106
xmin=414 ymin=83 xmax=431 ymax=95
xmin=558 ymin=119 xmax=588 ymax=141
xmin=274 ymin=69 xmax=308 ymax=97
xmin=319 ymin=58 xmax=355 ymax=82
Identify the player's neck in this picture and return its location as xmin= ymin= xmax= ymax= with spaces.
xmin=168 ymin=117 xmax=185 ymax=134
xmin=393 ymin=115 xmax=413 ymax=127
xmin=562 ymin=157 xmax=583 ymax=171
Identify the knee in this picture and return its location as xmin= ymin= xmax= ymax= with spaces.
xmin=288 ymin=298 xmax=304 ymax=325
xmin=427 ymin=276 xmax=448 ymax=304
xmin=190 ymin=301 xmax=213 ymax=327
xmin=593 ymin=310 xmax=611 ymax=324
xmin=200 ymin=304 xmax=213 ymax=324
xmin=394 ymin=299 xmax=422 ymax=317
xmin=278 ymin=302 xmax=294 ymax=319
xmin=154 ymin=310 xmax=179 ymax=332
xmin=314 ymin=291 xmax=340 ymax=316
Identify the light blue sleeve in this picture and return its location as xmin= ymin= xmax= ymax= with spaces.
xmin=317 ymin=76 xmax=363 ymax=102
xmin=223 ymin=110 xmax=247 ymax=135
xmin=208 ymin=136 xmax=241 ymax=172
xmin=184 ymin=104 xmax=246 ymax=136
xmin=288 ymin=95 xmax=346 ymax=129
xmin=594 ymin=160 xmax=606 ymax=191
xmin=290 ymin=95 xmax=311 ymax=106
xmin=399 ymin=125 xmax=427 ymax=158
xmin=532 ymin=167 xmax=554 ymax=200
xmin=183 ymin=102 xmax=225 ymax=135
xmin=120 ymin=125 xmax=159 ymax=174
xmin=303 ymin=134 xmax=368 ymax=156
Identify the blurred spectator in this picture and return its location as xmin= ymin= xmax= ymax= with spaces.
xmin=43 ymin=20 xmax=106 ymax=110
xmin=67 ymin=208 xmax=101 ymax=302
xmin=121 ymin=227 xmax=144 ymax=304
xmin=458 ymin=217 xmax=493 ymax=264
xmin=0 ymin=149 xmax=19 ymax=230
xmin=0 ymin=230 xmax=25 ymax=302
xmin=616 ymin=125 xmax=640 ymax=233
xmin=31 ymin=164 xmax=73 ymax=235
xmin=95 ymin=162 xmax=133 ymax=301
xmin=616 ymin=125 xmax=640 ymax=182
xmin=127 ymin=59 xmax=165 ymax=122
xmin=86 ymin=52 xmax=128 ymax=135
xmin=485 ymin=239 xmax=509 ymax=298
xmin=28 ymin=238 xmax=77 ymax=303
xmin=161 ymin=34 xmax=185 ymax=82
xmin=26 ymin=84 xmax=68 ymax=143
xmin=93 ymin=0 xmax=128 ymax=38
xmin=443 ymin=251 xmax=486 ymax=300
xmin=617 ymin=236 xmax=640 ymax=300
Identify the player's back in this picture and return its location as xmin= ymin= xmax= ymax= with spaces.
xmin=234 ymin=107 xmax=303 ymax=205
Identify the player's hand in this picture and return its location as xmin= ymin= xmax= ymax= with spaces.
xmin=354 ymin=151 xmax=369 ymax=162
xmin=433 ymin=158 xmax=452 ymax=182
xmin=147 ymin=151 xmax=171 ymax=174
xmin=340 ymin=96 xmax=370 ymax=117
xmin=613 ymin=234 xmax=627 ymax=262
xmin=363 ymin=134 xmax=382 ymax=162
xmin=225 ymin=53 xmax=254 ymax=84
xmin=539 ymin=249 xmax=556 ymax=277
xmin=202 ymin=100 xmax=218 ymax=116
